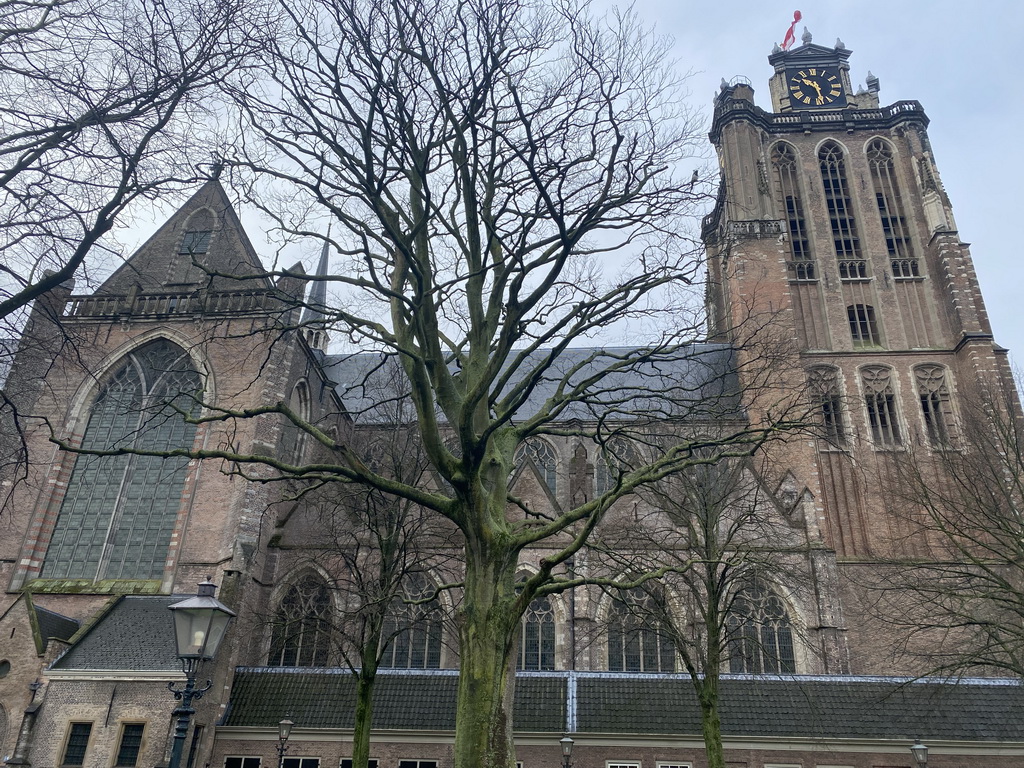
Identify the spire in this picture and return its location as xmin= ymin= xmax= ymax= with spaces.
xmin=301 ymin=237 xmax=331 ymax=351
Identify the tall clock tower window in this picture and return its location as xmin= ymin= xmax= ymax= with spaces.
xmin=866 ymin=139 xmax=919 ymax=278
xmin=861 ymin=365 xmax=903 ymax=446
xmin=818 ymin=142 xmax=865 ymax=278
xmin=772 ymin=143 xmax=814 ymax=278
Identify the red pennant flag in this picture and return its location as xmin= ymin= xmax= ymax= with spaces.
xmin=781 ymin=10 xmax=802 ymax=50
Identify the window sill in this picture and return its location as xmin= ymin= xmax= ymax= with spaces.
xmin=25 ymin=579 xmax=163 ymax=595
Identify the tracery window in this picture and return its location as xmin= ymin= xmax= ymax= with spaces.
xmin=867 ymin=139 xmax=919 ymax=277
xmin=772 ymin=143 xmax=814 ymax=278
xmin=818 ymin=142 xmax=865 ymax=276
xmin=594 ymin=437 xmax=640 ymax=496
xmin=607 ymin=590 xmax=676 ymax=673
xmin=915 ymin=365 xmax=957 ymax=447
xmin=41 ymin=339 xmax=201 ymax=581
xmin=380 ymin=574 xmax=443 ymax=669
xmin=514 ymin=438 xmax=557 ymax=496
xmin=861 ymin=365 xmax=902 ymax=446
xmin=807 ymin=367 xmax=846 ymax=445
xmin=847 ymin=304 xmax=881 ymax=347
xmin=179 ymin=230 xmax=211 ymax=255
xmin=517 ymin=594 xmax=555 ymax=671
xmin=727 ymin=580 xmax=796 ymax=674
xmin=268 ymin=573 xmax=333 ymax=667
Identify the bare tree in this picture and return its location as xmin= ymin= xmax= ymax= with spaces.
xmin=868 ymin=380 xmax=1024 ymax=677
xmin=0 ymin=0 xmax=260 ymax=368
xmin=585 ymin=457 xmax=811 ymax=768
xmin=297 ymin=424 xmax=457 ymax=768
xmin=47 ymin=0 xmax=806 ymax=763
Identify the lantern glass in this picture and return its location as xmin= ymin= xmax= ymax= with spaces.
xmin=910 ymin=740 xmax=928 ymax=767
xmin=278 ymin=718 xmax=294 ymax=742
xmin=169 ymin=580 xmax=236 ymax=662
xmin=560 ymin=736 xmax=574 ymax=757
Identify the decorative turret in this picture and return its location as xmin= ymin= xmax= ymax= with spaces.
xmin=301 ymin=238 xmax=331 ymax=352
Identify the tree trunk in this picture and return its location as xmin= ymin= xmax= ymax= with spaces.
xmin=698 ymin=676 xmax=726 ymax=768
xmin=354 ymin=643 xmax=382 ymax=768
xmin=453 ymin=540 xmax=519 ymax=768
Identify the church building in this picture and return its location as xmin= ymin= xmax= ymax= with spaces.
xmin=0 ymin=30 xmax=1021 ymax=768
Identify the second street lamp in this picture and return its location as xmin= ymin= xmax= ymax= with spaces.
xmin=277 ymin=717 xmax=294 ymax=768
xmin=167 ymin=578 xmax=236 ymax=768
xmin=560 ymin=735 xmax=574 ymax=768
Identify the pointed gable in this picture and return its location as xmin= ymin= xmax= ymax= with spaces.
xmin=97 ymin=179 xmax=272 ymax=295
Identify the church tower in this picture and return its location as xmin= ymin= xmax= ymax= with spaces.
xmin=703 ymin=30 xmax=1017 ymax=664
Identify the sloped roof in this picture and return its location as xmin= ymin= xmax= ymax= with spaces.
xmin=224 ymin=669 xmax=1024 ymax=742
xmin=97 ymin=179 xmax=273 ymax=295
xmin=33 ymin=605 xmax=79 ymax=648
xmin=323 ymin=345 xmax=740 ymax=424
xmin=49 ymin=595 xmax=183 ymax=672
xmin=226 ymin=669 xmax=566 ymax=732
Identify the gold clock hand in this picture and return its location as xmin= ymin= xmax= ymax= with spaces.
xmin=801 ymin=78 xmax=823 ymax=99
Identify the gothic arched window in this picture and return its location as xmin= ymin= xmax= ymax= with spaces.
xmin=41 ymin=339 xmax=201 ymax=581
xmin=807 ymin=366 xmax=846 ymax=445
xmin=867 ymin=139 xmax=918 ymax=277
xmin=727 ymin=581 xmax=796 ymax=674
xmin=607 ymin=591 xmax=676 ymax=673
xmin=914 ymin=365 xmax=957 ymax=447
xmin=514 ymin=438 xmax=557 ymax=496
xmin=818 ymin=142 xmax=864 ymax=277
xmin=594 ymin=437 xmax=640 ymax=496
xmin=861 ymin=365 xmax=902 ymax=446
xmin=268 ymin=573 xmax=333 ymax=667
xmin=517 ymin=594 xmax=555 ymax=671
xmin=772 ymin=142 xmax=814 ymax=278
xmin=380 ymin=574 xmax=443 ymax=669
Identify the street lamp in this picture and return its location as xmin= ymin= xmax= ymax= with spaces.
xmin=276 ymin=717 xmax=294 ymax=768
xmin=559 ymin=735 xmax=574 ymax=768
xmin=910 ymin=739 xmax=928 ymax=768
xmin=167 ymin=578 xmax=236 ymax=768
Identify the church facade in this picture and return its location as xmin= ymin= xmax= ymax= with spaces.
xmin=0 ymin=33 xmax=1021 ymax=768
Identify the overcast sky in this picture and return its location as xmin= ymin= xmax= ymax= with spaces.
xmin=640 ymin=0 xmax=1024 ymax=362
xmin=120 ymin=2 xmax=1023 ymax=362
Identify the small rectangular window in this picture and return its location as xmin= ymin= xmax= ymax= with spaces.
xmin=225 ymin=758 xmax=262 ymax=768
xmin=179 ymin=230 xmax=212 ymax=255
xmin=340 ymin=761 xmax=378 ymax=768
xmin=282 ymin=759 xmax=320 ymax=768
xmin=847 ymin=304 xmax=880 ymax=347
xmin=398 ymin=762 xmax=439 ymax=768
xmin=657 ymin=763 xmax=693 ymax=768
xmin=115 ymin=723 xmax=145 ymax=766
xmin=61 ymin=723 xmax=93 ymax=767
xmin=607 ymin=763 xmax=642 ymax=768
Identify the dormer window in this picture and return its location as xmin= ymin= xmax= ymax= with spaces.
xmin=179 ymin=230 xmax=211 ymax=255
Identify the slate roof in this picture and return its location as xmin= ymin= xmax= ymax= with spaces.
xmin=50 ymin=595 xmax=183 ymax=672
xmin=322 ymin=345 xmax=740 ymax=424
xmin=33 ymin=605 xmax=79 ymax=647
xmin=225 ymin=669 xmax=1024 ymax=743
xmin=226 ymin=669 xmax=565 ymax=732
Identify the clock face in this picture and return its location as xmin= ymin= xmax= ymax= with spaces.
xmin=787 ymin=67 xmax=846 ymax=107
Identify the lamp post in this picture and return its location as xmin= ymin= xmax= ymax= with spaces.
xmin=167 ymin=578 xmax=236 ymax=768
xmin=559 ymin=735 xmax=574 ymax=768
xmin=910 ymin=739 xmax=928 ymax=768
xmin=276 ymin=717 xmax=294 ymax=768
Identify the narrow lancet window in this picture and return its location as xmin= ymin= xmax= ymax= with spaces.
xmin=867 ymin=139 xmax=919 ymax=279
xmin=861 ymin=366 xmax=902 ymax=446
xmin=772 ymin=143 xmax=814 ymax=280
xmin=915 ymin=365 xmax=957 ymax=447
xmin=819 ymin=142 xmax=865 ymax=278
